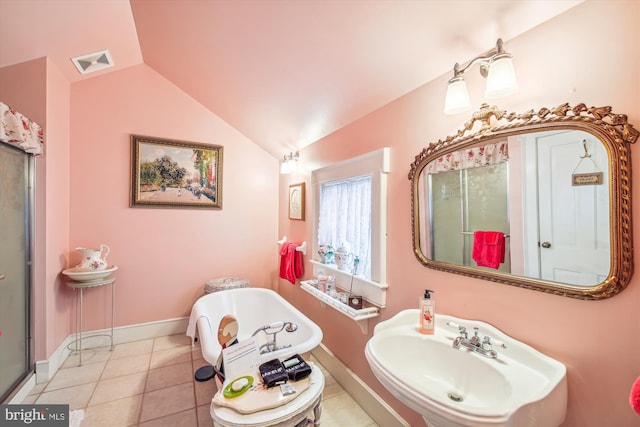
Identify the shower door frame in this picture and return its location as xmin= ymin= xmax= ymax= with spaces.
xmin=0 ymin=142 xmax=34 ymax=402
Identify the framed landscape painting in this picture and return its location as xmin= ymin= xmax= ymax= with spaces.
xmin=130 ymin=135 xmax=223 ymax=209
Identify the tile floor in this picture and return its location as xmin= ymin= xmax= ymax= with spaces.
xmin=20 ymin=334 xmax=378 ymax=427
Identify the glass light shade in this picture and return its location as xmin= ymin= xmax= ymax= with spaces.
xmin=280 ymin=153 xmax=299 ymax=174
xmin=280 ymin=159 xmax=291 ymax=174
xmin=287 ymin=157 xmax=298 ymax=173
xmin=444 ymin=78 xmax=472 ymax=115
xmin=485 ymin=56 xmax=518 ymax=99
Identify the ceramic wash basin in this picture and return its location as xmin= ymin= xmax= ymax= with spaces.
xmin=365 ymin=310 xmax=567 ymax=427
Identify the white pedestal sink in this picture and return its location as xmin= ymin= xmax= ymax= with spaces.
xmin=365 ymin=310 xmax=567 ymax=427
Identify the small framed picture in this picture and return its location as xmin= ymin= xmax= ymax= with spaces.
xmin=288 ymin=182 xmax=305 ymax=220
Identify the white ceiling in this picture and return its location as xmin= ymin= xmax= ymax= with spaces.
xmin=0 ymin=0 xmax=582 ymax=158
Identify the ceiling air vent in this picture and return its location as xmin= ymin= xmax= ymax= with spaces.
xmin=71 ymin=49 xmax=114 ymax=75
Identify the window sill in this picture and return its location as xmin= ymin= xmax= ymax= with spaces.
xmin=300 ymin=280 xmax=380 ymax=334
xmin=309 ymin=260 xmax=387 ymax=307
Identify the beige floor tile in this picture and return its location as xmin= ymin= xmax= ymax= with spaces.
xmin=139 ymin=382 xmax=195 ymax=422
xmin=320 ymin=393 xmax=378 ymax=427
xmin=82 ymin=394 xmax=143 ymax=427
xmin=20 ymin=394 xmax=38 ymax=404
xmin=27 ymin=382 xmax=47 ymax=395
xmin=191 ymin=343 xmax=203 ymax=359
xmin=89 ymin=371 xmax=147 ymax=406
xmin=111 ymin=338 xmax=154 ymax=359
xmin=145 ymin=361 xmax=192 ymax=392
xmin=36 ymin=382 xmax=96 ymax=410
xmin=321 ymin=372 xmax=345 ymax=399
xmin=149 ymin=345 xmax=192 ymax=369
xmin=192 ymin=358 xmax=209 ymax=372
xmin=139 ymin=408 xmax=198 ymax=427
xmin=197 ymin=404 xmax=214 ymax=427
xmin=102 ymin=352 xmax=151 ymax=379
xmin=44 ymin=362 xmax=106 ymax=391
xmin=153 ymin=334 xmax=192 ymax=351
xmin=63 ymin=347 xmax=113 ymax=367
xmin=194 ymin=375 xmax=217 ymax=407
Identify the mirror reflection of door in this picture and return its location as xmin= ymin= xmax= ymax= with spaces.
xmin=429 ymin=162 xmax=510 ymax=273
xmin=523 ymin=130 xmax=610 ymax=285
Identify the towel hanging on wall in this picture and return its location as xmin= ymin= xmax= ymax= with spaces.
xmin=279 ymin=242 xmax=304 ymax=284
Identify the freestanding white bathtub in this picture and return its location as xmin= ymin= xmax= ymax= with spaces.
xmin=186 ymin=287 xmax=323 ymax=367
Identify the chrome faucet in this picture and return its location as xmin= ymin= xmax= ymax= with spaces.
xmin=449 ymin=324 xmax=506 ymax=359
xmin=251 ymin=321 xmax=298 ymax=354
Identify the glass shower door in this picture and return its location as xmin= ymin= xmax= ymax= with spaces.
xmin=430 ymin=162 xmax=510 ymax=272
xmin=0 ymin=142 xmax=31 ymax=402
xmin=463 ymin=163 xmax=510 ymax=272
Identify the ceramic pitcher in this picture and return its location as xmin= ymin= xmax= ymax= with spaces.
xmin=76 ymin=244 xmax=110 ymax=271
xmin=334 ymin=245 xmax=354 ymax=271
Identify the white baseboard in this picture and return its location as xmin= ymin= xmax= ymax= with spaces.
xmin=33 ymin=317 xmax=189 ymax=384
xmin=311 ymin=343 xmax=409 ymax=427
xmin=35 ymin=334 xmax=76 ymax=384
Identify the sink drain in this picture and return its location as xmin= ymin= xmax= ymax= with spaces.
xmin=447 ymin=392 xmax=464 ymax=402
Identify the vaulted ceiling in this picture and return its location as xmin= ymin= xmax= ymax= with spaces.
xmin=0 ymin=0 xmax=582 ymax=158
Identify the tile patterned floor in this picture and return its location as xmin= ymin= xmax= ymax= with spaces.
xmin=20 ymin=334 xmax=378 ymax=427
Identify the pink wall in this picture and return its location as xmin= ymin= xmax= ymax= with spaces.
xmin=279 ymin=2 xmax=640 ymax=426
xmin=0 ymin=60 xmax=46 ymax=125
xmin=44 ymin=59 xmax=73 ymax=358
xmin=69 ymin=64 xmax=279 ymax=331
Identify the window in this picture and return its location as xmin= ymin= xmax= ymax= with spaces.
xmin=312 ymin=148 xmax=389 ymax=305
xmin=318 ymin=174 xmax=372 ymax=278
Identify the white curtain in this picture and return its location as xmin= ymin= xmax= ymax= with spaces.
xmin=0 ymin=102 xmax=44 ymax=155
xmin=318 ymin=174 xmax=372 ymax=278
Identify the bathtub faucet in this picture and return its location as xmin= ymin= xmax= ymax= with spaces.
xmin=251 ymin=321 xmax=299 ymax=354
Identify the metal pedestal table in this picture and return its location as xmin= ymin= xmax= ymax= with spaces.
xmin=66 ymin=277 xmax=116 ymax=366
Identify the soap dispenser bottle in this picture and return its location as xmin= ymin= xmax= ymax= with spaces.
xmin=419 ymin=289 xmax=435 ymax=334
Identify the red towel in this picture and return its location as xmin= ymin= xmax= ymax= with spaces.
xmin=279 ymin=242 xmax=304 ymax=284
xmin=630 ymin=376 xmax=640 ymax=415
xmin=472 ymin=231 xmax=505 ymax=269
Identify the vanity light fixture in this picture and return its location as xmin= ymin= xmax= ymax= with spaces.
xmin=280 ymin=151 xmax=299 ymax=174
xmin=444 ymin=38 xmax=518 ymax=115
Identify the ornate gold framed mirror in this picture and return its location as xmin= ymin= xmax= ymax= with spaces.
xmin=409 ymin=103 xmax=638 ymax=299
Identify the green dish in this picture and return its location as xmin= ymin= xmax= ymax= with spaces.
xmin=223 ymin=375 xmax=254 ymax=398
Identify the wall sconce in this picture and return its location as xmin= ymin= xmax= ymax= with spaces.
xmin=280 ymin=151 xmax=299 ymax=174
xmin=444 ymin=38 xmax=518 ymax=115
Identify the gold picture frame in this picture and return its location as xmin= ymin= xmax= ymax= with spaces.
xmin=288 ymin=182 xmax=305 ymax=220
xmin=130 ymin=135 xmax=223 ymax=209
